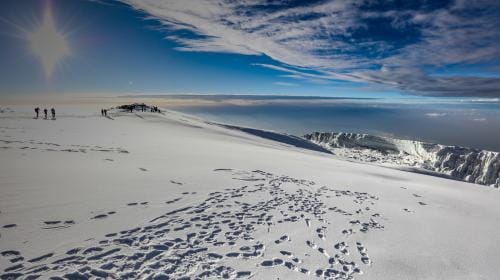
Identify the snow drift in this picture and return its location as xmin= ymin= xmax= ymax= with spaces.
xmin=304 ymin=132 xmax=500 ymax=188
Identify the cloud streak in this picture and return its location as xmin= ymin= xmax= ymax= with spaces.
xmin=118 ymin=0 xmax=500 ymax=97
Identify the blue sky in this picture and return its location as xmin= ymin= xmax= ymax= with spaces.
xmin=0 ymin=0 xmax=499 ymax=98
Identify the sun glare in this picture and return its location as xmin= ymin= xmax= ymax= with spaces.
xmin=26 ymin=4 xmax=70 ymax=79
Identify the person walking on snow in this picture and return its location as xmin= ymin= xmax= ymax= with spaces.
xmin=34 ymin=107 xmax=39 ymax=119
xmin=51 ymin=108 xmax=55 ymax=120
xmin=43 ymin=108 xmax=48 ymax=119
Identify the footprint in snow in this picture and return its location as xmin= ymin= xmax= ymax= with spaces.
xmin=43 ymin=221 xmax=61 ymax=225
xmin=91 ymin=214 xmax=108 ymax=219
xmin=1 ymin=250 xmax=21 ymax=257
xmin=274 ymin=235 xmax=290 ymax=244
xmin=41 ymin=220 xmax=75 ymax=230
xmin=170 ymin=180 xmax=183 ymax=185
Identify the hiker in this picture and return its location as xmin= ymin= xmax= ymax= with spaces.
xmin=43 ymin=108 xmax=48 ymax=119
xmin=51 ymin=108 xmax=55 ymax=120
xmin=34 ymin=107 xmax=39 ymax=119
xmin=101 ymin=109 xmax=104 ymax=116
xmin=104 ymin=109 xmax=107 ymax=117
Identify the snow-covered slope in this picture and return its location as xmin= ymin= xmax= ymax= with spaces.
xmin=1 ymin=106 xmax=499 ymax=279
xmin=304 ymin=132 xmax=500 ymax=188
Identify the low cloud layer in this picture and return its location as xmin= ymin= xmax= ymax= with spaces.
xmin=118 ymin=0 xmax=500 ymax=97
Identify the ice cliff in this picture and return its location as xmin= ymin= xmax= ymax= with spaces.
xmin=304 ymin=132 xmax=500 ymax=188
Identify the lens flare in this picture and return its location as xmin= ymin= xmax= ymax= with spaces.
xmin=26 ymin=2 xmax=70 ymax=79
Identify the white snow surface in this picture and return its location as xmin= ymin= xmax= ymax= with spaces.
xmin=0 ymin=106 xmax=499 ymax=279
xmin=304 ymin=132 xmax=500 ymax=188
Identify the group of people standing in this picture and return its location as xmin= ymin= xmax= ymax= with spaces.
xmin=100 ymin=104 xmax=163 ymax=117
xmin=100 ymin=109 xmax=108 ymax=117
xmin=134 ymin=105 xmax=161 ymax=113
xmin=124 ymin=104 xmax=161 ymax=113
xmin=34 ymin=107 xmax=55 ymax=120
xmin=150 ymin=106 xmax=161 ymax=113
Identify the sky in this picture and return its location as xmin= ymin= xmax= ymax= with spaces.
xmin=0 ymin=0 xmax=500 ymax=98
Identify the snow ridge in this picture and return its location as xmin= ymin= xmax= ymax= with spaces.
xmin=304 ymin=132 xmax=500 ymax=188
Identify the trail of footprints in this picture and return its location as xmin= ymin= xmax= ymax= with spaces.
xmin=2 ymin=193 xmax=190 ymax=235
xmin=0 ymin=139 xmax=129 ymax=155
xmin=400 ymin=187 xmax=429 ymax=213
xmin=1 ymin=169 xmax=384 ymax=279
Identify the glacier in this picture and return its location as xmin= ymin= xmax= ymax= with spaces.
xmin=304 ymin=132 xmax=500 ymax=188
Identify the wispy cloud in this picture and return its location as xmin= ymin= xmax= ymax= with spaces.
xmin=273 ymin=81 xmax=296 ymax=87
xmin=425 ymin=112 xmax=447 ymax=118
xmin=118 ymin=0 xmax=500 ymax=97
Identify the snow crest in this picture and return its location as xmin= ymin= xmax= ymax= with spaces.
xmin=304 ymin=132 xmax=500 ymax=188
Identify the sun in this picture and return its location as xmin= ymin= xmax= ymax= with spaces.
xmin=26 ymin=3 xmax=70 ymax=79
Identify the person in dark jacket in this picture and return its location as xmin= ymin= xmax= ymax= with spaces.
xmin=51 ymin=108 xmax=55 ymax=120
xmin=34 ymin=107 xmax=39 ymax=119
xmin=43 ymin=108 xmax=48 ymax=119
